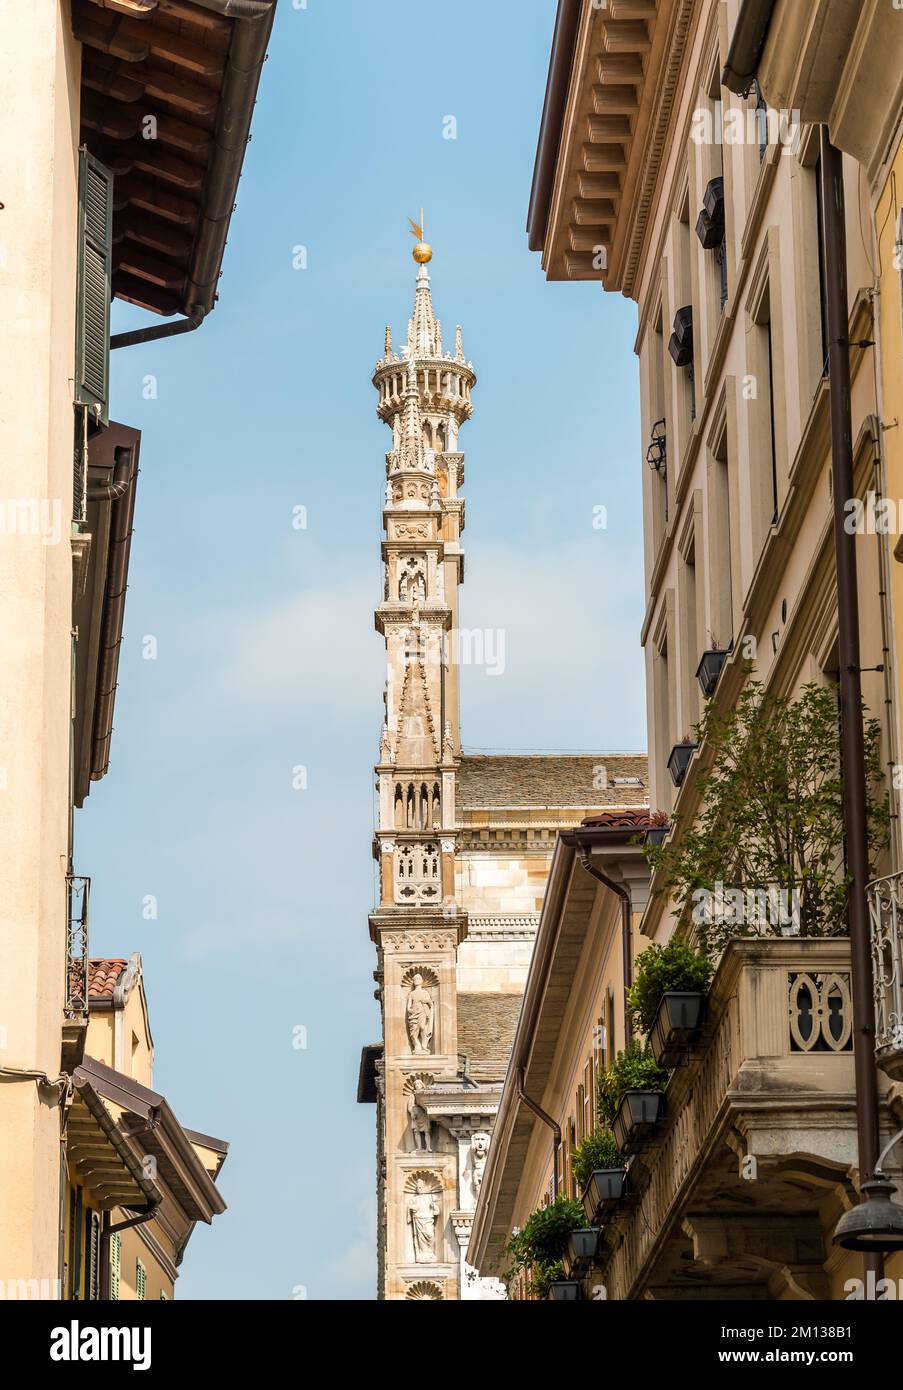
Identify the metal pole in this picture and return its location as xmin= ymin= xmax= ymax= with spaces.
xmin=819 ymin=128 xmax=884 ymax=1286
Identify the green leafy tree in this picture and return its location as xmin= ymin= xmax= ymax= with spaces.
xmin=627 ymin=938 xmax=713 ymax=1036
xmin=647 ymin=680 xmax=888 ymax=950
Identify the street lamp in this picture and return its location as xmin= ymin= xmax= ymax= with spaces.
xmin=833 ymin=1130 xmax=903 ymax=1253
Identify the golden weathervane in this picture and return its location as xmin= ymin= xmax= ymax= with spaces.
xmin=408 ymin=209 xmax=432 ymax=265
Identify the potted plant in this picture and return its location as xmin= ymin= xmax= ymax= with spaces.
xmin=503 ymin=1195 xmax=585 ymax=1301
xmin=629 ymin=938 xmax=713 ymax=1068
xmin=572 ymin=1128 xmax=627 ymax=1225
xmin=667 ymin=735 xmax=698 ymax=787
xmin=597 ymin=1042 xmax=668 ymax=1156
xmin=696 ymin=641 xmax=731 ymax=698
xmin=548 ymin=1278 xmax=582 ymax=1301
xmin=645 ymin=809 xmax=671 ymax=849
xmin=562 ymin=1227 xmax=603 ymax=1279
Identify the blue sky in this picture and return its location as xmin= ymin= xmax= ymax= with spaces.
xmin=78 ymin=0 xmax=646 ymax=1300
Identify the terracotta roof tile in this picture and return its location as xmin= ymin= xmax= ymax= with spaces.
xmin=87 ymin=958 xmax=128 ymax=999
xmin=581 ymin=809 xmax=653 ymax=829
xmin=456 ymin=754 xmax=647 ymax=810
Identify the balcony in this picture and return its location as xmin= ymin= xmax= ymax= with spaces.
xmin=595 ymin=938 xmax=876 ymax=1300
xmin=62 ymin=874 xmax=90 ymax=1072
xmin=868 ymin=872 xmax=903 ymax=1081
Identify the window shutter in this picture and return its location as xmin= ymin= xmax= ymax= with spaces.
xmin=583 ymin=1059 xmax=594 ymax=1135
xmin=87 ymin=1211 xmax=101 ymax=1301
xmin=136 ymin=1258 xmax=147 ymax=1301
xmin=75 ymin=148 xmax=113 ymax=426
xmin=109 ymin=1232 xmax=121 ymax=1301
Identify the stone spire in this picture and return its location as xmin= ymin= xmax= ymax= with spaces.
xmin=399 ymin=354 xmax=425 ymax=470
xmin=408 ymin=265 xmax=441 ymax=358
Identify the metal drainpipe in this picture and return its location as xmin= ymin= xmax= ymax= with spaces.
xmin=577 ymin=847 xmax=633 ymax=1044
xmin=515 ymin=1067 xmax=561 ymax=1197
xmin=99 ymin=1201 xmax=161 ymax=1301
xmin=820 ymin=128 xmax=885 ymax=1286
xmin=110 ymin=305 xmax=205 ymax=352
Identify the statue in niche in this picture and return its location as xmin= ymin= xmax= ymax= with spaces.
xmin=405 ymin=974 xmax=434 ymax=1055
xmin=408 ymin=1078 xmax=432 ymax=1152
xmin=471 ymin=1133 xmax=490 ymax=1196
xmin=408 ymin=1179 xmax=440 ymax=1264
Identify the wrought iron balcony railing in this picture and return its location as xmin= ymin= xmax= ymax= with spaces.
xmin=868 ymin=871 xmax=903 ymax=1080
xmin=65 ymin=874 xmax=90 ymax=1021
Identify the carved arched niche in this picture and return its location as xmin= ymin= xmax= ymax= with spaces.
xmin=401 ymin=966 xmax=438 ymax=1056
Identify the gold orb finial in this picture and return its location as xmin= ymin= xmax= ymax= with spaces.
xmin=408 ymin=209 xmax=432 ymax=265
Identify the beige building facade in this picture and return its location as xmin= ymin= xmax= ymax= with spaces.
xmin=358 ymin=245 xmax=648 ymax=1300
xmin=470 ymin=0 xmax=903 ymax=1301
xmin=0 ymin=0 xmax=274 ymax=1297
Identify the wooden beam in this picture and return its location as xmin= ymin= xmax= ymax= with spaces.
xmin=83 ymin=52 xmax=146 ymax=102
xmin=74 ymin=0 xmax=225 ymax=75
xmin=121 ymin=174 xmax=199 ymax=225
xmin=137 ymin=64 xmax=218 ymax=116
xmin=113 ymin=269 xmax=182 ymax=315
xmin=92 ymin=137 xmax=205 ymax=190
xmin=115 ymin=208 xmax=193 ymax=258
xmin=117 ymin=244 xmax=185 ymax=288
xmin=158 ymin=0 xmax=230 ymax=31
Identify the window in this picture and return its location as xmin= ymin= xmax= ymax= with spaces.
xmin=752 ymin=80 xmax=768 ymax=163
xmin=708 ymin=421 xmax=734 ymax=649
xmin=109 ymin=1233 xmax=121 ymax=1301
xmin=679 ymin=525 xmax=701 ymax=730
xmin=814 ymin=157 xmax=829 ymax=376
xmin=136 ymin=1259 xmax=147 ymax=1301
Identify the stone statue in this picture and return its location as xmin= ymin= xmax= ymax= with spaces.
xmin=408 ymin=1078 xmax=432 ymax=1152
xmin=406 ymin=974 xmax=434 ymax=1054
xmin=408 ymin=1179 xmax=440 ymax=1263
xmin=471 ymin=1132 xmax=490 ymax=1196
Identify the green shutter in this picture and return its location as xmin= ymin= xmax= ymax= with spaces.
xmin=109 ymin=1232 xmax=121 ymax=1301
xmin=136 ymin=1258 xmax=147 ymax=1301
xmin=75 ymin=148 xmax=113 ymax=426
xmin=87 ymin=1211 xmax=100 ymax=1301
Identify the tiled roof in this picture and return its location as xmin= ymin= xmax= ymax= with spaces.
xmin=457 ymin=992 xmax=523 ymax=1074
xmin=87 ymin=958 xmax=128 ymax=999
xmin=456 ymin=754 xmax=647 ymax=809
xmin=581 ymin=809 xmax=653 ymax=829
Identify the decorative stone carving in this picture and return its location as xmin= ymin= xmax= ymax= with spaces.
xmin=405 ymin=1280 xmax=443 ymax=1300
xmin=405 ymin=972 xmax=435 ymax=1054
xmin=470 ymin=1132 xmax=490 ymax=1196
xmin=788 ymin=972 xmax=852 ymax=1052
xmin=407 ymin=1077 xmax=433 ymax=1152
xmin=406 ymin=1175 xmax=441 ymax=1264
xmin=382 ymin=931 xmax=459 ymax=953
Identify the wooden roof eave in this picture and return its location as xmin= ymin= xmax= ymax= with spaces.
xmin=68 ymin=1081 xmax=162 ymax=1211
xmin=541 ymin=0 xmax=687 ymax=298
xmin=74 ymin=0 xmax=277 ymax=321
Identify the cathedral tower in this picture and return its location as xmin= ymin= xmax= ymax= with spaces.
xmin=367 ymin=235 xmax=479 ymax=1301
xmin=359 ymin=231 xmax=649 ymax=1301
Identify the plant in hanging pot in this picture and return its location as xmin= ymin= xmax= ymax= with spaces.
xmin=696 ymin=639 xmax=731 ymax=698
xmin=628 ymin=938 xmax=713 ymax=1068
xmin=562 ymin=1226 xmax=604 ymax=1279
xmin=645 ymin=808 xmax=671 ymax=849
xmin=572 ymin=1127 xmax=627 ymax=1225
xmin=597 ymin=1042 xmax=668 ymax=1156
xmin=503 ymin=1194 xmax=585 ymax=1301
xmin=667 ymin=733 xmax=698 ymax=787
